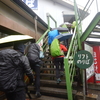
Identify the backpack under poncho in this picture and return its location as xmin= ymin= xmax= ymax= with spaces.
xmin=50 ymin=39 xmax=64 ymax=57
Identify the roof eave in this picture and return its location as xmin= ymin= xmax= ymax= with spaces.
xmin=11 ymin=0 xmax=48 ymax=29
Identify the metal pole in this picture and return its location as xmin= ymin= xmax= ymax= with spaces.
xmin=85 ymin=69 xmax=88 ymax=95
xmin=46 ymin=13 xmax=50 ymax=30
xmin=83 ymin=69 xmax=86 ymax=100
xmin=82 ymin=42 xmax=87 ymax=99
xmin=35 ymin=16 xmax=37 ymax=41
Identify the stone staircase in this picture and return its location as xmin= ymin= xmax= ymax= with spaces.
xmin=26 ymin=48 xmax=99 ymax=100
xmin=27 ymin=49 xmax=77 ymax=100
xmin=1 ymin=49 xmax=99 ymax=100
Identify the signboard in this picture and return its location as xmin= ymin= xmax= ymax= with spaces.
xmin=22 ymin=0 xmax=38 ymax=9
xmin=86 ymin=63 xmax=94 ymax=80
xmin=84 ymin=44 xmax=94 ymax=81
xmin=74 ymin=50 xmax=93 ymax=69
xmin=93 ymin=46 xmax=100 ymax=83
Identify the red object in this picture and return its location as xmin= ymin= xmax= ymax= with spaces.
xmin=87 ymin=75 xmax=95 ymax=83
xmin=60 ymin=44 xmax=68 ymax=52
xmin=93 ymin=46 xmax=100 ymax=83
xmin=52 ymin=44 xmax=68 ymax=60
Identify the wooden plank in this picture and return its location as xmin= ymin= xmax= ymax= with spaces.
xmin=76 ymin=92 xmax=98 ymax=100
xmin=28 ymin=86 xmax=77 ymax=99
xmin=88 ymin=83 xmax=100 ymax=90
xmin=26 ymin=95 xmax=67 ymax=100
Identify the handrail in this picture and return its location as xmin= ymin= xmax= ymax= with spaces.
xmin=37 ymin=13 xmax=57 ymax=45
xmin=37 ymin=13 xmax=57 ymax=50
xmin=46 ymin=13 xmax=57 ymax=30
xmin=36 ymin=29 xmax=49 ymax=52
xmin=66 ymin=27 xmax=76 ymax=58
xmin=64 ymin=27 xmax=79 ymax=100
xmin=81 ymin=0 xmax=94 ymax=19
xmin=81 ymin=12 xmax=100 ymax=42
xmin=36 ymin=29 xmax=50 ymax=44
xmin=63 ymin=0 xmax=88 ymax=99
xmin=74 ymin=0 xmax=82 ymax=50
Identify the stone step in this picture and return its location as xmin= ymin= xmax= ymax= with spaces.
xmin=40 ymin=73 xmax=78 ymax=81
xmin=76 ymin=92 xmax=98 ymax=100
xmin=28 ymin=86 xmax=77 ymax=99
xmin=41 ymin=68 xmax=56 ymax=71
xmin=26 ymin=95 xmax=67 ymax=100
xmin=77 ymin=86 xmax=99 ymax=100
xmin=40 ymin=73 xmax=56 ymax=77
xmin=40 ymin=79 xmax=77 ymax=89
xmin=88 ymin=83 xmax=100 ymax=90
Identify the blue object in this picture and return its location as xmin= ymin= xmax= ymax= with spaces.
xmin=48 ymin=30 xmax=60 ymax=45
xmin=55 ymin=33 xmax=73 ymax=41
xmin=39 ymin=51 xmax=44 ymax=58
